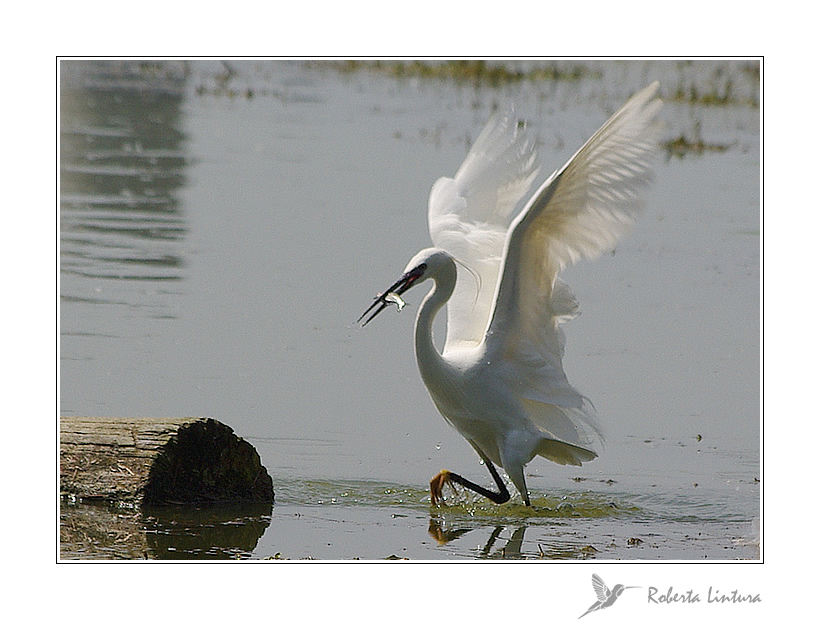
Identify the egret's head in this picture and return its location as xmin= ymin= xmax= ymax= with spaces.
xmin=358 ymin=248 xmax=453 ymax=326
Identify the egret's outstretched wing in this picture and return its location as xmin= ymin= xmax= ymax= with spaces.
xmin=512 ymin=82 xmax=663 ymax=274
xmin=428 ymin=111 xmax=539 ymax=349
xmin=489 ymin=83 xmax=663 ymax=454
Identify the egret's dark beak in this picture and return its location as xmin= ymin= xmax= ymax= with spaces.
xmin=357 ymin=263 xmax=426 ymax=326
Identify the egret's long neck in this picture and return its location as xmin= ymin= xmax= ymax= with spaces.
xmin=414 ymin=268 xmax=456 ymax=379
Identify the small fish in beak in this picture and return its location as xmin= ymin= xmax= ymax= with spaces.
xmin=357 ymin=263 xmax=426 ymax=326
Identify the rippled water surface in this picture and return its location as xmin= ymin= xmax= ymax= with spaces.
xmin=59 ymin=60 xmax=760 ymax=561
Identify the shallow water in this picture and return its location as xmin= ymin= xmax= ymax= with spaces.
xmin=59 ymin=59 xmax=760 ymax=560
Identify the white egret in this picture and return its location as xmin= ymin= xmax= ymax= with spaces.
xmin=359 ymin=83 xmax=662 ymax=506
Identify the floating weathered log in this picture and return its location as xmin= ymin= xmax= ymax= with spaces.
xmin=60 ymin=417 xmax=274 ymax=505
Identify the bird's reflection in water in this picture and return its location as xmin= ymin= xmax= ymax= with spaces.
xmin=428 ymin=518 xmax=472 ymax=544
xmin=481 ymin=525 xmax=527 ymax=559
xmin=428 ymin=517 xmax=528 ymax=559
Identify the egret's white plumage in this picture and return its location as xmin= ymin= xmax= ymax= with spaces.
xmin=360 ymin=83 xmax=662 ymax=506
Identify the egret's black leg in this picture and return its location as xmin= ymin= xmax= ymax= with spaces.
xmin=430 ymin=458 xmax=514 ymax=506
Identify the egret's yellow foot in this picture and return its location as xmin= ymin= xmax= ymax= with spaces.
xmin=429 ymin=470 xmax=459 ymax=505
